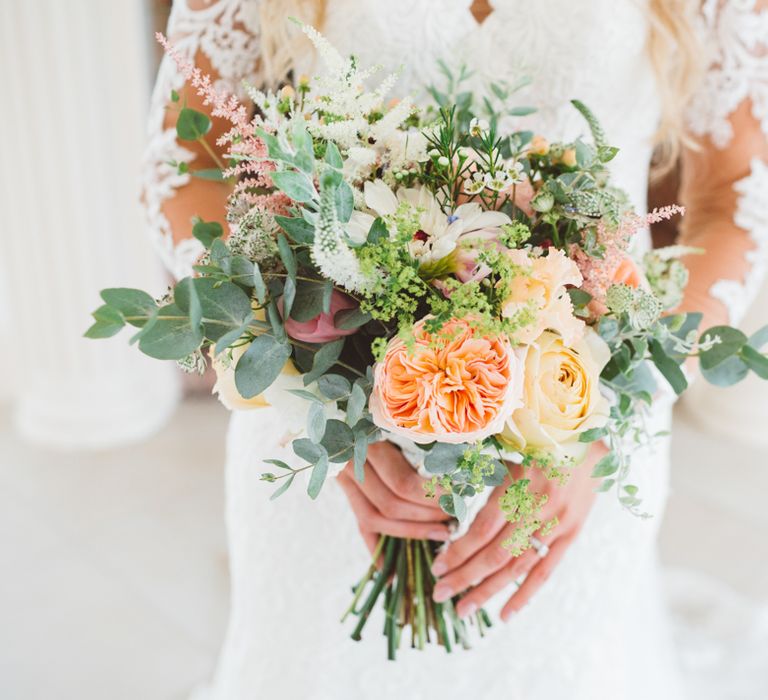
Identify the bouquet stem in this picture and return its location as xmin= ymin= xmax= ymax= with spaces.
xmin=344 ymin=535 xmax=491 ymax=659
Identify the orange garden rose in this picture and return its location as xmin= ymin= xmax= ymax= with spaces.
xmin=370 ymin=319 xmax=525 ymax=444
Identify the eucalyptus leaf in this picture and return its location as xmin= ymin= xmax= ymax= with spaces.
xmin=740 ymin=345 xmax=768 ymax=380
xmin=699 ymin=326 xmax=748 ymax=370
xmin=174 ymin=277 xmax=202 ymax=329
xmin=277 ymin=233 xmax=297 ymax=279
xmin=307 ymin=452 xmax=329 ymax=499
xmin=424 ymin=443 xmax=467 ymax=475
xmin=138 ymin=303 xmax=203 ymax=360
xmin=307 ymin=402 xmax=327 ymax=443
xmin=99 ymin=289 xmax=156 ymax=328
xmin=578 ymin=427 xmax=608 ymax=443
xmin=317 ymin=373 xmax=351 ymax=400
xmin=234 ymin=334 xmax=290 ymax=398
xmin=275 ymin=215 xmax=315 ymax=245
xmin=649 ymin=338 xmax=687 ymax=395
xmin=193 ymin=278 xmax=252 ymax=341
xmin=353 ymin=430 xmax=367 ymax=483
xmin=293 ymin=437 xmax=326 ymax=463
xmin=282 ymin=276 xmax=296 ymax=319
xmin=334 ymin=307 xmax=371 ymax=330
xmin=452 ymin=493 xmax=468 ymax=521
xmin=270 ymin=474 xmax=295 ymax=501
xmin=303 ymin=339 xmax=345 ymax=385
xmin=346 ymin=383 xmax=368 ymax=426
xmin=592 ymin=453 xmax=619 ymax=478
xmin=701 ymin=355 xmax=749 ymax=387
xmin=290 ymin=279 xmax=325 ymax=322
xmin=748 ymin=324 xmax=768 ymax=351
xmin=192 ymin=220 xmax=224 ymax=248
xmin=270 ymin=171 xmax=316 ymax=203
xmin=214 ymin=313 xmax=254 ymax=355
xmin=320 ymin=419 xmax=355 ymax=463
xmin=253 ymin=263 xmax=267 ymax=304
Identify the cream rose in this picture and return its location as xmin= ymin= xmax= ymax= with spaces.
xmin=502 ymin=248 xmax=585 ymax=347
xmin=501 ymin=328 xmax=611 ymax=462
xmin=210 ymin=341 xmax=301 ymax=412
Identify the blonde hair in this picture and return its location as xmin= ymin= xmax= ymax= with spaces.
xmin=258 ymin=0 xmax=703 ymax=174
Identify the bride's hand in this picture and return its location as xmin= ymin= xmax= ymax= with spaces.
xmin=338 ymin=441 xmax=452 ymax=557
xmin=429 ymin=442 xmax=607 ymax=621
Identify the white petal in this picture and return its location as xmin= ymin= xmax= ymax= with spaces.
xmin=346 ymin=211 xmax=374 ymax=245
xmin=364 ymin=179 xmax=398 ymax=216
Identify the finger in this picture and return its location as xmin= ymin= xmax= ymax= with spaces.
xmin=430 ymin=484 xmax=508 ymax=576
xmin=432 ymin=521 xmax=515 ymax=603
xmin=338 ymin=473 xmax=451 ymax=541
xmin=366 ymin=442 xmax=436 ymax=506
xmin=500 ymin=533 xmax=573 ymax=621
xmin=358 ymin=461 xmax=450 ymax=522
xmin=455 ymin=559 xmax=519 ymax=619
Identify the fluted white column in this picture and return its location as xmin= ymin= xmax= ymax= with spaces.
xmin=0 ymin=0 xmax=180 ymax=448
xmin=680 ymin=278 xmax=768 ymax=447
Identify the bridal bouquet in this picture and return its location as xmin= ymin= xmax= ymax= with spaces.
xmin=87 ymin=24 xmax=768 ymax=658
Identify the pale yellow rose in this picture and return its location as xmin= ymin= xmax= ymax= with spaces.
xmin=501 ymin=328 xmax=611 ymax=462
xmin=502 ymin=248 xmax=585 ymax=346
xmin=210 ymin=340 xmax=300 ymax=411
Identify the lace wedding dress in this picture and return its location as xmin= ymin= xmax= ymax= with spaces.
xmin=144 ymin=1 xmax=768 ymax=698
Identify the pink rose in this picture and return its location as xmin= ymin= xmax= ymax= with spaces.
xmin=281 ymin=289 xmax=359 ymax=344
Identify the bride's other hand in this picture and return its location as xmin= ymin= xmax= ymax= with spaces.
xmin=338 ymin=441 xmax=452 ymax=557
xmin=430 ymin=442 xmax=607 ymax=622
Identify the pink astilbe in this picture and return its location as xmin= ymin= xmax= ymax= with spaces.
xmin=156 ymin=33 xmax=283 ymax=211
xmin=571 ymin=205 xmax=685 ymax=314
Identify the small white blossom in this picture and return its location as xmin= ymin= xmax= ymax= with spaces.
xmin=469 ymin=117 xmax=490 ymax=137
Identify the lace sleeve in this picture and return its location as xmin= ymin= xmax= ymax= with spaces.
xmin=677 ymin=0 xmax=768 ymax=327
xmin=142 ymin=0 xmax=262 ymax=280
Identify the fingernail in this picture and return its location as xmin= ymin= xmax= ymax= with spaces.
xmin=428 ymin=530 xmax=450 ymax=541
xmin=431 ymin=561 xmax=447 ymax=577
xmin=458 ymin=602 xmax=477 ymax=619
xmin=433 ymin=583 xmax=453 ymax=603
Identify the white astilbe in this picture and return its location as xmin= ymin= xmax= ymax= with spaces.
xmin=312 ymin=186 xmax=373 ymax=293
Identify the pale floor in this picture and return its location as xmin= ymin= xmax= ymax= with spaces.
xmin=1 ymin=398 xmax=767 ymax=700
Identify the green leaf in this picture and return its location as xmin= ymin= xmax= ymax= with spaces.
xmin=270 ymin=474 xmax=295 ymax=501
xmin=578 ymin=427 xmax=608 ymax=443
xmin=317 ymin=373 xmax=351 ymax=400
xmin=193 ymin=278 xmax=253 ymax=341
xmin=567 ymin=288 xmax=592 ymax=308
xmin=277 ymin=233 xmax=297 ymax=279
xmin=307 ymin=402 xmax=326 ymax=443
xmin=253 ymin=263 xmax=267 ymax=304
xmin=100 ymin=289 xmax=156 ymax=328
xmin=192 ymin=220 xmax=224 ymax=248
xmin=303 ymin=339 xmax=345 ymax=385
xmin=320 ymin=419 xmax=355 ymax=463
xmin=335 ymin=180 xmax=354 ymax=223
xmin=649 ymin=338 xmax=688 ymax=395
xmin=346 ymin=383 xmax=367 ymax=426
xmin=275 ymin=215 xmax=315 ymax=245
xmin=138 ymin=303 xmax=204 ymax=360
xmin=699 ymin=326 xmax=748 ymax=370
xmin=176 ymin=107 xmax=211 ymax=141
xmin=424 ymin=443 xmax=467 ymax=475
xmin=307 ymin=451 xmax=329 ymax=499
xmin=170 ymin=89 xmax=180 ymax=103
xmin=353 ymin=430 xmax=367 ymax=483
xmin=592 ymin=453 xmax=619 ymax=478
xmin=230 ymin=256 xmax=254 ymax=286
xmin=234 ymin=334 xmax=291 ymax=398
xmin=334 ymin=306 xmax=371 ymax=330
xmin=282 ymin=276 xmax=296 ymax=319
xmin=265 ymin=459 xmax=293 ymax=471
xmin=270 ymin=171 xmax=316 ymax=203
xmin=598 ymin=317 xmax=619 ymax=343
xmin=190 ymin=168 xmax=224 ymax=182
xmin=749 ymin=324 xmax=768 ymax=351
xmin=85 ymin=304 xmax=125 ymax=339
xmin=214 ymin=314 xmax=254 ymax=355
xmin=290 ymin=279 xmax=325 ymax=322
xmin=286 ymin=389 xmax=325 ymax=405
xmin=291 ymin=123 xmax=315 ymax=174
xmin=174 ymin=277 xmax=202 ymax=329
xmin=452 ymin=493 xmax=468 ymax=521
xmin=740 ymin=345 xmax=768 ymax=380
xmin=367 ymin=217 xmax=389 ymax=244
xmin=255 ymin=128 xmax=295 ymax=164
xmin=701 ymin=355 xmax=748 ymax=387
xmin=293 ymin=437 xmax=326 ymax=463
xmin=325 ymin=142 xmax=343 ymax=169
